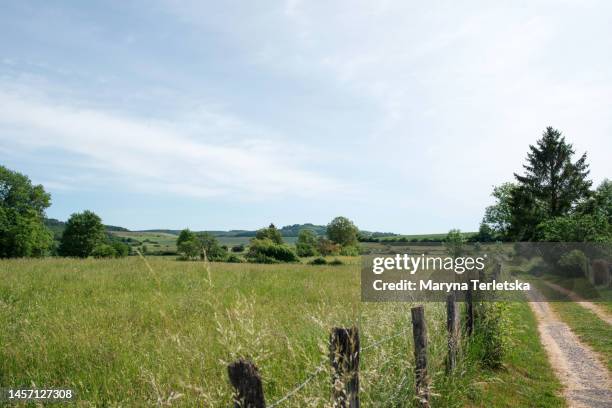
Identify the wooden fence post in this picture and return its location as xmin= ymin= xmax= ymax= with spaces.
xmin=228 ymin=359 xmax=266 ymax=408
xmin=446 ymin=292 xmax=459 ymax=373
xmin=411 ymin=306 xmax=429 ymax=408
xmin=465 ymin=286 xmax=474 ymax=336
xmin=330 ymin=326 xmax=360 ymax=407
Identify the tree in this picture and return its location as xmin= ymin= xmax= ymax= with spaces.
xmin=177 ymin=239 xmax=201 ymax=260
xmin=514 ymin=127 xmax=591 ymax=219
xmin=255 ymin=223 xmax=283 ymax=244
xmin=197 ymin=232 xmax=227 ymax=261
xmin=537 ymin=213 xmax=611 ymax=242
xmin=577 ymin=179 xmax=612 ymax=224
xmin=59 ymin=211 xmax=105 ymax=257
xmin=0 ymin=165 xmax=53 ymax=258
xmin=296 ymin=229 xmax=319 ymax=257
xmin=177 ymin=228 xmax=196 ymax=246
xmin=445 ymin=229 xmax=466 ymax=257
xmin=482 ymin=183 xmax=516 ymax=239
xmin=326 ymin=216 xmax=358 ymax=247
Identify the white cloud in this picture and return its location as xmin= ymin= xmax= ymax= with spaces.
xmin=0 ymin=84 xmax=348 ymax=199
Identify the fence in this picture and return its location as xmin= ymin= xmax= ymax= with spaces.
xmin=226 ymin=292 xmax=473 ymax=408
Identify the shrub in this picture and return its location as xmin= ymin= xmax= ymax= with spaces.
xmin=309 ymin=257 xmax=327 ymax=265
xmin=246 ymin=238 xmax=299 ymax=263
xmin=91 ymin=244 xmax=117 ymax=258
xmin=472 ymin=302 xmax=509 ymax=369
xmin=558 ymin=249 xmax=588 ymax=277
xmin=296 ymin=229 xmax=319 ymax=257
xmin=111 ymin=241 xmax=129 ymax=257
xmin=339 ymin=245 xmax=360 ymax=256
xmin=225 ymin=254 xmax=243 ymax=263
xmin=231 ymin=244 xmax=245 ymax=253
xmin=329 ymin=258 xmax=344 ymax=265
xmin=317 ymin=237 xmax=340 ymax=256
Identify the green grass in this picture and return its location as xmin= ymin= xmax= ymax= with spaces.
xmin=464 ymin=302 xmax=565 ymax=407
xmin=0 ymin=258 xmax=565 ymax=406
xmin=542 ymin=274 xmax=612 ymax=314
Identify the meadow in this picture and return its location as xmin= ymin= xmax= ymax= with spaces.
xmin=0 ymin=257 xmax=563 ymax=407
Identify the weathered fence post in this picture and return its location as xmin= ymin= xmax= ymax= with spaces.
xmin=465 ymin=286 xmax=474 ymax=336
xmin=446 ymin=292 xmax=459 ymax=373
xmin=411 ymin=306 xmax=429 ymax=408
xmin=330 ymin=326 xmax=360 ymax=407
xmin=228 ymin=359 xmax=266 ymax=408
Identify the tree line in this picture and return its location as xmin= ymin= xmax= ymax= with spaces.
xmin=174 ymin=216 xmax=361 ymax=264
xmin=0 ymin=165 xmax=128 ymax=259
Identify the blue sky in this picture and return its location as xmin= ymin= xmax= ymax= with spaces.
xmin=1 ymin=1 xmax=611 ymax=233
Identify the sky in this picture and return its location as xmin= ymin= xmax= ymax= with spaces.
xmin=1 ymin=0 xmax=611 ymax=233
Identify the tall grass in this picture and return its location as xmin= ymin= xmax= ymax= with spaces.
xmin=0 ymin=258 xmax=562 ymax=406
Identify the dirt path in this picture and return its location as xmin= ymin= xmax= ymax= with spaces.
xmin=528 ymin=288 xmax=612 ymax=408
xmin=541 ymin=280 xmax=612 ymax=326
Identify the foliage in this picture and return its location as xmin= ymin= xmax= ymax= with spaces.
xmin=472 ymin=222 xmax=494 ymax=242
xmin=537 ymin=213 xmax=611 ymax=242
xmin=308 ymin=257 xmax=327 ymax=265
xmin=91 ymin=243 xmax=117 ymax=258
xmin=339 ymin=245 xmax=360 ymax=256
xmin=326 ymin=216 xmax=359 ymax=247
xmin=59 ymin=211 xmax=106 ymax=258
xmin=110 ymin=241 xmax=130 ymax=257
xmin=255 ymin=224 xmax=283 ymax=244
xmin=444 ymin=229 xmax=466 ymax=257
xmin=317 ymin=237 xmax=341 ymax=256
xmin=472 ymin=302 xmax=510 ymax=369
xmin=176 ymin=229 xmax=196 ymax=247
xmin=295 ymin=229 xmax=319 ymax=257
xmin=231 ymin=244 xmax=245 ymax=253
xmin=197 ymin=232 xmax=228 ymax=261
xmin=329 ymin=258 xmax=344 ymax=265
xmin=246 ymin=238 xmax=298 ymax=263
xmin=177 ymin=239 xmax=201 ymax=260
xmin=0 ymin=165 xmax=53 ymax=258
xmin=557 ymin=249 xmax=588 ymax=277
xmin=510 ymin=127 xmax=591 ymax=240
xmin=482 ymin=182 xmax=517 ymax=240
xmin=225 ymin=254 xmax=243 ymax=263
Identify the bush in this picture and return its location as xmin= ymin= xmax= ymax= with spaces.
xmin=246 ymin=238 xmax=299 ymax=263
xmin=329 ymin=258 xmax=344 ymax=265
xmin=309 ymin=257 xmax=327 ymax=265
xmin=225 ymin=254 xmax=243 ymax=263
xmin=91 ymin=244 xmax=117 ymax=258
xmin=339 ymin=245 xmax=360 ymax=256
xmin=317 ymin=237 xmax=340 ymax=256
xmin=296 ymin=229 xmax=319 ymax=257
xmin=472 ymin=302 xmax=509 ymax=369
xmin=111 ymin=241 xmax=129 ymax=257
xmin=558 ymin=249 xmax=588 ymax=277
xmin=231 ymin=244 xmax=245 ymax=253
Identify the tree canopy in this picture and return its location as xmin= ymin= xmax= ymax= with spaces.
xmin=0 ymin=165 xmax=52 ymax=258
xmin=326 ymin=216 xmax=359 ymax=247
xmin=59 ymin=211 xmax=106 ymax=258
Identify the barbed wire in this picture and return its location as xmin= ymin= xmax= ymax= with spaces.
xmin=267 ymin=329 xmax=410 ymax=406
xmin=268 ymin=362 xmax=327 ymax=408
xmin=361 ymin=329 xmax=409 ymax=353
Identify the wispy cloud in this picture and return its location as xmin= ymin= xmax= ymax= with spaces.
xmin=0 ymin=83 xmax=347 ymax=199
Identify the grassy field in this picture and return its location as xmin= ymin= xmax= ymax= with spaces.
xmin=110 ymin=231 xmax=298 ymax=255
xmin=0 ymin=257 xmax=564 ymax=407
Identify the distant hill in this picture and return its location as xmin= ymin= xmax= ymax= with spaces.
xmin=44 ymin=218 xmax=129 ymax=239
xmin=137 ymin=223 xmax=328 ymax=237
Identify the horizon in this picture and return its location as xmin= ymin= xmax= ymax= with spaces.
xmin=2 ymin=1 xmax=611 ymax=232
